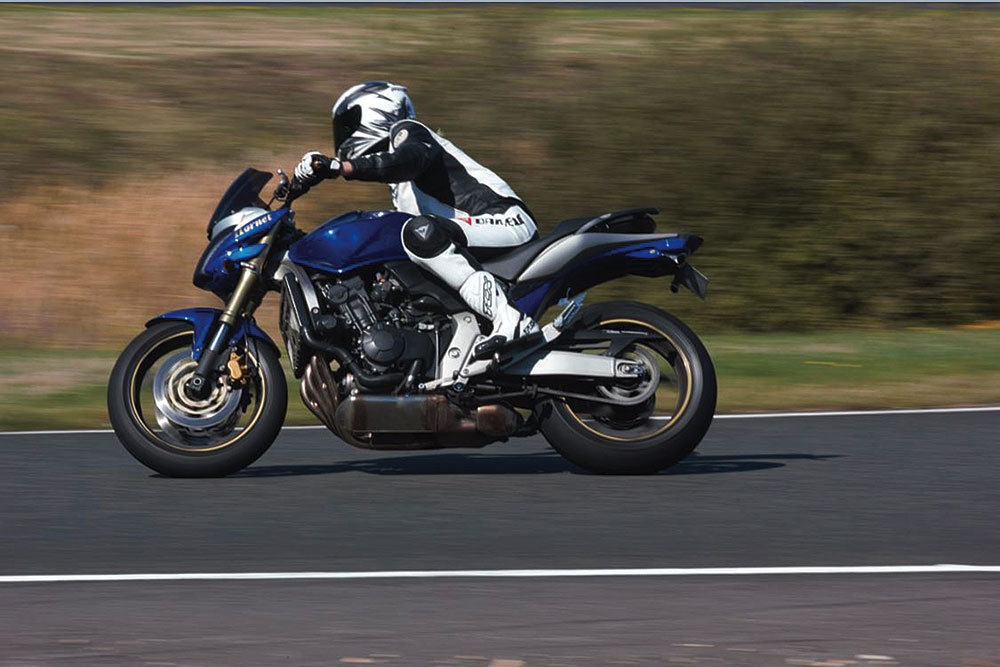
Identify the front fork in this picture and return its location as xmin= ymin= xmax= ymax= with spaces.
xmin=184 ymin=226 xmax=279 ymax=400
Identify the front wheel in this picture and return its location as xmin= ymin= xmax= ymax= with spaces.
xmin=107 ymin=322 xmax=287 ymax=477
xmin=537 ymin=301 xmax=716 ymax=474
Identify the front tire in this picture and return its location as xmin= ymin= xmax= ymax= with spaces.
xmin=537 ymin=301 xmax=716 ymax=474
xmin=108 ymin=322 xmax=287 ymax=477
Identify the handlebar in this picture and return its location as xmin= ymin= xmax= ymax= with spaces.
xmin=270 ymin=168 xmax=308 ymax=207
xmin=271 ymin=155 xmax=336 ymax=207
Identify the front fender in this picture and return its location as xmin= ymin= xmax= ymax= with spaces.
xmin=146 ymin=307 xmax=279 ymax=360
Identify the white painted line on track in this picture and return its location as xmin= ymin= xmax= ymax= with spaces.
xmin=3 ymin=405 xmax=998 ymax=436
xmin=0 ymin=425 xmax=328 ymax=437
xmin=713 ymin=406 xmax=1000 ymax=420
xmin=2 ymin=564 xmax=999 ymax=584
xmin=0 ymin=429 xmax=116 ymax=436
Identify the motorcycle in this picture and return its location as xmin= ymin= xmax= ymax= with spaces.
xmin=107 ymin=167 xmax=716 ymax=476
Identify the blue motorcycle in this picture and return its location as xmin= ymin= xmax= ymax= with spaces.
xmin=108 ymin=168 xmax=716 ymax=476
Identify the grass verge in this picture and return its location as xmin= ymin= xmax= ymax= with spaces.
xmin=2 ymin=327 xmax=998 ymax=431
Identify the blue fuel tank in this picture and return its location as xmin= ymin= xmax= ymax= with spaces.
xmin=288 ymin=210 xmax=412 ymax=274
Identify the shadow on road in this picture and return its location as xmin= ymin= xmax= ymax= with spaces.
xmin=228 ymin=451 xmax=841 ymax=478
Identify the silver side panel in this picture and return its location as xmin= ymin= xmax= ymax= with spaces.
xmin=518 ymin=233 xmax=674 ymax=282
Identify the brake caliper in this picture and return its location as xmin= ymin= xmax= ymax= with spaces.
xmin=226 ymin=350 xmax=247 ymax=386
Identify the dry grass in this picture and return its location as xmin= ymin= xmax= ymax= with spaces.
xmin=0 ymin=7 xmax=414 ymax=59
xmin=4 ymin=5 xmax=1000 ymax=345
xmin=0 ymin=166 xmax=394 ymax=346
xmin=2 ymin=172 xmax=246 ymax=345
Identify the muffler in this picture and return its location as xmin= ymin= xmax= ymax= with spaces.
xmin=335 ymin=394 xmax=521 ymax=449
xmin=299 ymin=355 xmax=521 ymax=449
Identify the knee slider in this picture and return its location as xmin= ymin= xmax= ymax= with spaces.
xmin=402 ymin=215 xmax=464 ymax=258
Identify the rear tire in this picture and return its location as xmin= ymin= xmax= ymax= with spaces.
xmin=537 ymin=301 xmax=716 ymax=474
xmin=107 ymin=322 xmax=287 ymax=477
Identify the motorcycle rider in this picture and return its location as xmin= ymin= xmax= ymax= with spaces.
xmin=292 ymin=81 xmax=538 ymax=346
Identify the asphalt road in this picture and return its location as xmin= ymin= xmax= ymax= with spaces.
xmin=1 ymin=411 xmax=998 ymax=666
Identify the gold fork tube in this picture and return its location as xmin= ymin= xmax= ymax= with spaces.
xmin=218 ymin=225 xmax=281 ymax=326
xmin=218 ymin=270 xmax=258 ymax=326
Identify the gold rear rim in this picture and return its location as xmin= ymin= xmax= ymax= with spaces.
xmin=562 ymin=318 xmax=693 ymax=443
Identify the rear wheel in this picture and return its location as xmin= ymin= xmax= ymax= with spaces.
xmin=107 ymin=322 xmax=287 ymax=477
xmin=537 ymin=301 xmax=716 ymax=474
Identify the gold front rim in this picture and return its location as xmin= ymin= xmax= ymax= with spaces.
xmin=563 ymin=318 xmax=693 ymax=443
xmin=128 ymin=331 xmax=267 ymax=453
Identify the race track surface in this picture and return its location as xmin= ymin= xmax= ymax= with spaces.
xmin=1 ymin=411 xmax=998 ymax=666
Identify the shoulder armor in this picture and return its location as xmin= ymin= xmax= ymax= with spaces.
xmin=390 ymin=120 xmax=434 ymax=149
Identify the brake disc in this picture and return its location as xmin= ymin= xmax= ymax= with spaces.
xmin=152 ymin=350 xmax=243 ymax=441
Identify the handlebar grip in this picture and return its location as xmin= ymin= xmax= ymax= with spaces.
xmin=284 ymin=179 xmax=308 ymax=205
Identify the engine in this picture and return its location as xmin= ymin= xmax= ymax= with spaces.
xmin=312 ymin=273 xmax=437 ymax=383
xmin=285 ymin=270 xmax=522 ymax=447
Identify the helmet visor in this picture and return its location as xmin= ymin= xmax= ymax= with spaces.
xmin=333 ymin=105 xmax=362 ymax=157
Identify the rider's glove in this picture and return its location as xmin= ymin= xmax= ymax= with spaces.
xmin=294 ymin=151 xmax=341 ymax=187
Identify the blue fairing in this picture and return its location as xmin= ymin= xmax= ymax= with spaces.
xmin=193 ymin=208 xmax=289 ymax=298
xmin=146 ymin=308 xmax=278 ymax=361
xmin=512 ymin=283 xmax=551 ymax=318
xmin=289 ymin=210 xmax=412 ymax=274
xmin=233 ymin=208 xmax=286 ymax=243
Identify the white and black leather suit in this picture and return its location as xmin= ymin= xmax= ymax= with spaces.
xmin=344 ymin=119 xmax=539 ymax=339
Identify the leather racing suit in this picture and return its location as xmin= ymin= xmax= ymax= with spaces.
xmin=344 ymin=119 xmax=539 ymax=339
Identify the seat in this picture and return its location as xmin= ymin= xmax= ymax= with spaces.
xmin=475 ymin=217 xmax=591 ymax=282
xmin=477 ymin=209 xmax=658 ymax=282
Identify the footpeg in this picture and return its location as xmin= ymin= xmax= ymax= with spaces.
xmin=473 ymin=293 xmax=587 ymax=366
xmin=472 ymin=335 xmax=508 ymax=361
xmin=472 ymin=330 xmax=545 ymax=362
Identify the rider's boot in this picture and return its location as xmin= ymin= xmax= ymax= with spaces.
xmin=458 ymin=269 xmax=538 ymax=345
xmin=414 ymin=242 xmax=537 ymax=346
